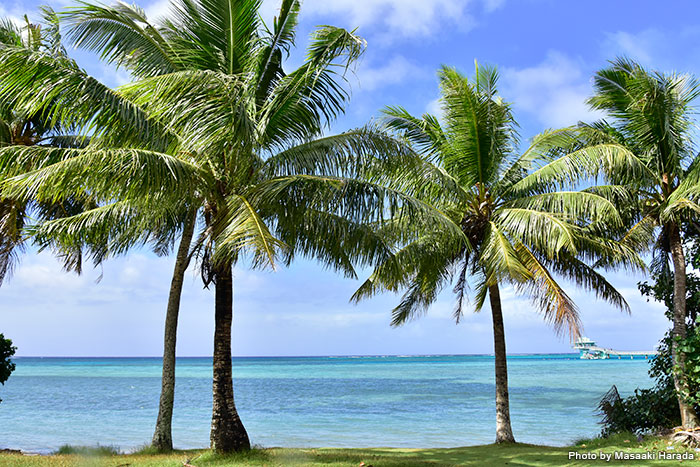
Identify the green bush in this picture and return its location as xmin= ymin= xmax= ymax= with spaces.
xmin=676 ymin=327 xmax=700 ymax=407
xmin=598 ymin=384 xmax=680 ymax=436
xmin=598 ymin=330 xmax=700 ymax=435
xmin=0 ymin=333 xmax=16 ymax=404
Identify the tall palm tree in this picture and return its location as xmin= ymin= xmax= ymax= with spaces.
xmin=576 ymin=58 xmax=700 ymax=428
xmin=0 ymin=0 xmax=446 ymax=452
xmin=57 ymin=0 xmax=234 ymax=450
xmin=54 ymin=0 xmax=372 ymax=451
xmin=353 ymin=64 xmax=641 ymax=442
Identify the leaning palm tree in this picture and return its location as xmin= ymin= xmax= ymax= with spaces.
xmin=575 ymin=58 xmax=700 ymax=428
xmin=353 ymin=64 xmax=641 ymax=442
xmin=0 ymin=0 xmax=446 ymax=452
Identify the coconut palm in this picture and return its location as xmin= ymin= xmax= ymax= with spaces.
xmin=57 ymin=0 xmax=240 ymax=450
xmin=54 ymin=0 xmax=370 ymax=451
xmin=0 ymin=0 xmax=448 ymax=452
xmin=573 ymin=58 xmax=700 ymax=428
xmin=353 ymin=64 xmax=641 ymax=442
xmin=0 ymin=7 xmax=89 ymax=286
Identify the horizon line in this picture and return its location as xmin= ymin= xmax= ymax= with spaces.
xmin=13 ymin=352 xmax=579 ymax=359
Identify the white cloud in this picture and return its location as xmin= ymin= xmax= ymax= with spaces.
xmin=356 ymin=55 xmax=428 ymax=91
xmin=604 ymin=29 xmax=662 ymax=65
xmin=299 ymin=0 xmax=472 ymax=37
xmin=13 ymin=256 xmax=89 ymax=291
xmin=1 ymin=248 xmax=667 ymax=357
xmin=425 ymin=96 xmax=444 ymax=119
xmin=143 ymin=0 xmax=502 ymax=45
xmin=1 ymin=0 xmax=73 ymax=24
xmin=144 ymin=0 xmax=172 ymax=21
xmin=482 ymin=0 xmax=505 ymax=12
xmin=502 ymin=51 xmax=603 ymax=128
xmin=0 ymin=2 xmax=27 ymax=27
xmin=143 ymin=0 xmax=476 ymax=36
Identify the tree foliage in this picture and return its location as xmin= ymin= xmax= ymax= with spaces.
xmin=355 ymin=64 xmax=637 ymax=335
xmin=0 ymin=0 xmax=443 ymax=452
xmin=352 ymin=63 xmax=640 ymax=443
xmin=563 ymin=57 xmax=700 ymax=428
xmin=599 ymin=230 xmax=700 ymax=436
xmin=0 ymin=333 xmax=16 ymax=403
xmin=0 ymin=8 xmax=90 ymax=286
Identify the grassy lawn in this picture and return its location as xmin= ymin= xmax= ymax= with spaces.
xmin=1 ymin=433 xmax=699 ymax=466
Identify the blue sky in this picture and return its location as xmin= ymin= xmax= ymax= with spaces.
xmin=1 ymin=0 xmax=698 ymax=357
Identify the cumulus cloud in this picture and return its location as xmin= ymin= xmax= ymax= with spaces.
xmin=603 ymin=29 xmax=662 ymax=65
xmin=482 ymin=0 xmax=506 ymax=13
xmin=2 ymin=248 xmax=666 ymax=357
xmin=425 ymin=97 xmax=442 ymax=116
xmin=145 ymin=0 xmax=499 ymax=41
xmin=299 ymin=0 xmax=472 ymax=37
xmin=144 ymin=0 xmax=172 ymax=20
xmin=501 ymin=51 xmax=603 ymax=128
xmin=356 ymin=55 xmax=428 ymax=91
xmin=0 ymin=2 xmax=28 ymax=26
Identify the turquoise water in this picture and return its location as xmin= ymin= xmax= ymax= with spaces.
xmin=0 ymin=355 xmax=653 ymax=453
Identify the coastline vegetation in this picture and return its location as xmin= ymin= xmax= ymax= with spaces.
xmin=0 ymin=333 xmax=15 ymax=404
xmin=598 ymin=224 xmax=700 ymax=435
xmin=1 ymin=0 xmax=700 ymax=460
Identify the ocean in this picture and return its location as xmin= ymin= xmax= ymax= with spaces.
xmin=0 ymin=354 xmax=653 ymax=453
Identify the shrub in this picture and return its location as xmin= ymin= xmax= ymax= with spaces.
xmin=54 ymin=444 xmax=120 ymax=456
xmin=0 ymin=333 xmax=15 ymax=404
xmin=598 ymin=331 xmax=700 ymax=435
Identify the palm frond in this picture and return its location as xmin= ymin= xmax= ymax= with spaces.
xmin=260 ymin=25 xmax=365 ymax=148
xmin=0 ymin=46 xmax=176 ymax=151
xmin=62 ymin=0 xmax=179 ymax=77
xmin=213 ymin=193 xmax=285 ymax=269
xmin=1 ymin=146 xmax=204 ymax=205
xmin=513 ymin=240 xmax=581 ymax=338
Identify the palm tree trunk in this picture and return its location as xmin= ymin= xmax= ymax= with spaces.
xmin=151 ymin=211 xmax=197 ymax=451
xmin=210 ymin=261 xmax=250 ymax=453
xmin=489 ymin=283 xmax=516 ymax=443
xmin=669 ymin=223 xmax=700 ymax=429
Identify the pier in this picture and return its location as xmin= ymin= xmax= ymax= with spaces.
xmin=573 ymin=337 xmax=658 ymax=360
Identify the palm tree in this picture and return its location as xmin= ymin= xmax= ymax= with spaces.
xmin=55 ymin=0 xmax=370 ymax=451
xmin=0 ymin=0 xmax=445 ymax=452
xmin=0 ymin=7 xmax=88 ymax=285
xmin=577 ymin=58 xmax=700 ymax=428
xmin=57 ymin=0 xmax=230 ymax=450
xmin=353 ymin=64 xmax=641 ymax=442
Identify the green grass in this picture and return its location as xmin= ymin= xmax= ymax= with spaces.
xmin=1 ymin=434 xmax=699 ymax=466
xmin=53 ymin=445 xmax=121 ymax=456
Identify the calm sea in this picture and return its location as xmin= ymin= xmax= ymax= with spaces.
xmin=0 ymin=355 xmax=653 ymax=453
